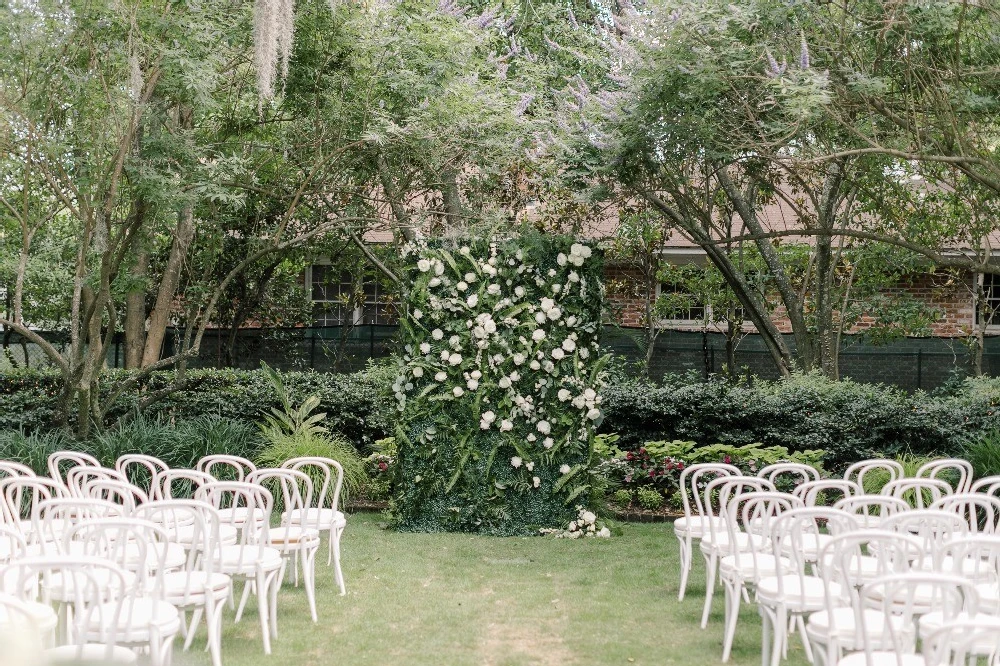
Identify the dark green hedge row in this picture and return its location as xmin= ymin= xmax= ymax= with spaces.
xmin=0 ymin=365 xmax=397 ymax=452
xmin=599 ymin=372 xmax=1000 ymax=470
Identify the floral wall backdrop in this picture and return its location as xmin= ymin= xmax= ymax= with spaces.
xmin=390 ymin=233 xmax=607 ymax=535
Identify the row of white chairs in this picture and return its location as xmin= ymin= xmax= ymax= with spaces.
xmin=671 ymin=458 xmax=998 ymax=666
xmin=0 ymin=451 xmax=351 ymax=666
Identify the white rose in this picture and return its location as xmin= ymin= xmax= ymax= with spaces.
xmin=450 ymin=335 xmax=461 ymax=347
xmin=470 ymin=370 xmax=482 ymax=380
xmin=513 ymin=353 xmax=525 ymax=365
xmin=559 ymin=464 xmax=571 ymax=474
xmin=566 ymin=315 xmax=577 ymax=327
xmin=532 ymin=476 xmax=541 ymax=488
xmin=547 ymin=307 xmax=561 ymax=320
xmin=536 ymin=420 xmax=551 ymax=435
xmin=467 ymin=379 xmax=479 ymax=391
xmin=587 ymin=408 xmax=601 ymax=420
xmin=434 ymin=262 xmax=445 ymax=275
xmin=557 ymin=389 xmax=571 ymax=402
xmin=597 ymin=527 xmax=611 ymax=538
xmin=568 ymin=271 xmax=579 ymax=282
xmin=440 ymin=350 xmax=450 ymax=361
xmin=412 ymin=309 xmax=423 ymax=320
xmin=529 ymin=360 xmax=541 ymax=371
xmin=582 ymin=511 xmax=596 ymax=525
xmin=432 ymin=329 xmax=444 ymax=340
xmin=514 ymin=286 xmax=526 ymax=298
xmin=584 ymin=388 xmax=597 ymax=400
xmin=429 ymin=277 xmax=441 ymax=287
xmin=459 ymin=246 xmax=470 ymax=255
xmin=434 ymin=371 xmax=447 ymax=382
xmin=499 ymin=419 xmax=513 ymax=432
xmin=420 ymin=342 xmax=431 ymax=354
xmin=557 ymin=253 xmax=567 ymax=266
xmin=534 ymin=312 xmax=546 ymax=324
xmin=540 ymin=298 xmax=554 ymax=312
xmin=498 ymin=377 xmax=512 ymax=389
xmin=552 ymin=285 xmax=561 ymax=293
xmin=484 ymin=320 xmax=497 ymax=334
xmin=464 ymin=272 xmax=476 ymax=282
xmin=412 ymin=367 xmax=424 ymax=378
xmin=453 ymin=386 xmax=464 ymax=397
xmin=457 ymin=281 xmax=468 ymax=292
xmin=448 ymin=353 xmax=462 ymax=365
xmin=467 ymin=294 xmax=479 ymax=308
xmin=482 ymin=410 xmax=496 ymax=423
xmin=473 ymin=326 xmax=487 ymax=339
xmin=543 ymin=437 xmax=554 ymax=449
xmin=487 ymin=284 xmax=501 ymax=295
xmin=562 ymin=339 xmax=576 ymax=352
xmin=551 ymin=348 xmax=565 ymax=360
xmin=532 ymin=329 xmax=545 ymax=342
xmin=511 ymin=456 xmax=522 ymax=468
xmin=417 ymin=259 xmax=432 ymax=272
xmin=526 ymin=434 xmax=537 ymax=442
xmin=509 ymin=371 xmax=520 ymax=382
xmin=579 ymin=347 xmax=590 ymax=359
xmin=572 ymin=396 xmax=586 ymax=409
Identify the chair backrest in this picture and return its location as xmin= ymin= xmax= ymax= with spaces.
xmin=882 ymin=509 xmax=969 ymax=557
xmin=922 ymin=618 xmax=1000 ymax=666
xmin=31 ymin=498 xmax=124 ymax=549
xmin=65 ymin=466 xmax=127 ymax=499
xmin=0 ymin=477 xmax=64 ymax=524
xmin=0 ymin=461 xmax=36 ymax=479
xmin=880 ymin=478 xmax=952 ymax=509
xmin=794 ymin=479 xmax=861 ymax=507
xmin=198 ymin=455 xmax=257 ymax=482
xmin=859 ymin=573 xmax=979 ymax=656
xmin=724 ymin=491 xmax=802 ymax=573
xmin=135 ymin=499 xmax=221 ymax=556
xmin=46 ymin=451 xmax=99 ymax=490
xmin=833 ymin=494 xmax=910 ymax=529
xmin=154 ymin=468 xmax=216 ymax=500
xmin=65 ymin=517 xmax=169 ymax=593
xmin=115 ymin=454 xmax=169 ymax=497
xmin=769 ymin=508 xmax=858 ymax=599
xmin=756 ymin=462 xmax=820 ymax=490
xmin=702 ymin=475 xmax=776 ymax=543
xmin=917 ymin=458 xmax=973 ymax=494
xmin=0 ymin=555 xmax=134 ymax=661
xmin=248 ymin=467 xmax=313 ymax=516
xmin=0 ymin=524 xmax=28 ymax=565
xmin=196 ymin=481 xmax=274 ymax=569
xmin=281 ymin=456 xmax=350 ymax=523
xmin=83 ymin=477 xmax=148 ymax=512
xmin=937 ymin=535 xmax=1000 ymax=588
xmin=843 ymin=459 xmax=904 ymax=492
xmin=677 ymin=463 xmax=740 ymax=524
xmin=931 ymin=493 xmax=1000 ymax=535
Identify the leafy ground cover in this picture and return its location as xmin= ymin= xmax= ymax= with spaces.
xmin=176 ymin=513 xmax=808 ymax=666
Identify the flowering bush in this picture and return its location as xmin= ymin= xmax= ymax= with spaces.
xmin=390 ymin=233 xmax=607 ymax=535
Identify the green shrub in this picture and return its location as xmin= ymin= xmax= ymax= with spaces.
xmin=612 ymin=489 xmax=632 ymax=506
xmin=964 ymin=430 xmax=1000 ymax=479
xmin=0 ymin=428 xmax=77 ymax=475
xmin=636 ymin=487 xmax=664 ymax=511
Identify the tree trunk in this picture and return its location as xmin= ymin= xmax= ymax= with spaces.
xmin=124 ymin=246 xmax=149 ymax=369
xmin=141 ymin=207 xmax=195 ymax=367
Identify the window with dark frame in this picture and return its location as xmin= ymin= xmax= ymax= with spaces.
xmin=310 ymin=266 xmax=398 ymax=326
xmin=979 ymin=273 xmax=1000 ymax=326
xmin=658 ymin=281 xmax=707 ymax=322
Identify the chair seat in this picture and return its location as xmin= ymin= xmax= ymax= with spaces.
xmin=269 ymin=526 xmax=321 ymax=546
xmin=720 ymin=553 xmax=795 ymax=580
xmin=123 ymin=542 xmax=187 ymax=571
xmin=212 ymin=545 xmax=283 ymax=573
xmin=47 ymin=644 xmax=138 ymax=664
xmin=757 ymin=575 xmax=841 ymax=610
xmin=674 ymin=515 xmax=727 ymax=537
xmin=807 ymin=608 xmax=910 ymax=648
xmin=49 ymin=569 xmax=136 ymax=601
xmin=700 ymin=531 xmax=767 ymax=554
xmin=84 ymin=598 xmax=180 ymax=643
xmin=916 ymin=555 xmax=986 ymax=578
xmin=162 ymin=571 xmax=231 ymax=602
xmin=866 ymin=583 xmax=942 ymax=609
xmin=819 ymin=553 xmax=883 ymax=581
xmin=919 ymin=611 xmax=1000 ymax=653
xmin=837 ymin=652 xmax=924 ymax=666
xmin=781 ymin=533 xmax=833 ymax=561
xmin=282 ymin=508 xmax=346 ymax=529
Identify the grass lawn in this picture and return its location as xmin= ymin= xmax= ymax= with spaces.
xmin=175 ymin=513 xmax=810 ymax=666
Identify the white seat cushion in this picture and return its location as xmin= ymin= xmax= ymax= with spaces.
xmin=837 ymin=652 xmax=924 ymax=666
xmin=162 ymin=571 xmax=231 ymax=602
xmin=123 ymin=542 xmax=187 ymax=571
xmin=217 ymin=507 xmax=266 ymax=526
xmin=674 ymin=515 xmax=726 ymax=537
xmin=919 ymin=611 xmax=1000 ymax=654
xmin=212 ymin=545 xmax=282 ymax=573
xmin=84 ymin=598 xmax=180 ymax=643
xmin=283 ymin=508 xmax=346 ymax=529
xmin=168 ymin=524 xmax=238 ymax=547
xmin=807 ymin=608 xmax=910 ymax=649
xmin=700 ymin=531 xmax=767 ymax=554
xmin=757 ymin=575 xmax=840 ymax=610
xmin=720 ymin=553 xmax=795 ymax=580
xmin=49 ymin=569 xmax=136 ymax=601
xmin=47 ymin=644 xmax=138 ymax=664
xmin=269 ymin=526 xmax=320 ymax=546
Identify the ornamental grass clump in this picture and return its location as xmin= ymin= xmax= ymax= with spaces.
xmin=390 ymin=232 xmax=608 ymax=535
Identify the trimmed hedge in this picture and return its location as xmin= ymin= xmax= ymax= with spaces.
xmin=600 ymin=372 xmax=1000 ymax=470
xmin=0 ymin=365 xmax=397 ymax=452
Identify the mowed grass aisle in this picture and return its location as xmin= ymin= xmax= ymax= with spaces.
xmin=176 ymin=513 xmax=810 ymax=666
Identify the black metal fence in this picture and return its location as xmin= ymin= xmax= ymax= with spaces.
xmin=3 ymin=325 xmax=999 ymax=390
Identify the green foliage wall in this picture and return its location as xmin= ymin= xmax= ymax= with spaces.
xmin=391 ymin=233 xmax=606 ymax=535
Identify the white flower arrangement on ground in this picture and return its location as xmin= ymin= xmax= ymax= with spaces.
xmin=539 ymin=506 xmax=612 ymax=539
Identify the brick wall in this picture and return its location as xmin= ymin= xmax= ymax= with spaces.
xmin=603 ymin=264 xmax=979 ymax=338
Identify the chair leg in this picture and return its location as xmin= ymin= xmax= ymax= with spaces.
xmin=235 ymin=579 xmax=253 ymax=623
xmin=760 ymin=607 xmax=773 ymax=666
xmin=183 ymin=607 xmax=203 ymax=651
xmin=303 ymin=546 xmax=318 ymax=623
xmin=332 ymin=527 xmax=346 ymax=595
xmin=256 ymin=571 xmax=271 ymax=655
xmin=721 ymin=579 xmax=742 ymax=663
xmin=268 ymin=568 xmax=281 ymax=639
xmin=771 ymin=606 xmax=787 ymax=666
xmin=797 ymin=615 xmax=814 ymax=664
xmin=677 ymin=533 xmax=691 ymax=601
xmin=206 ymin=596 xmax=225 ymax=666
xmin=700 ymin=552 xmax=718 ymax=629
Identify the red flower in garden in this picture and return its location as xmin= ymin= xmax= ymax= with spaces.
xmin=676 ymin=462 xmax=685 ymax=470
xmin=378 ymin=462 xmax=388 ymax=472
xmin=723 ymin=455 xmax=732 ymax=464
